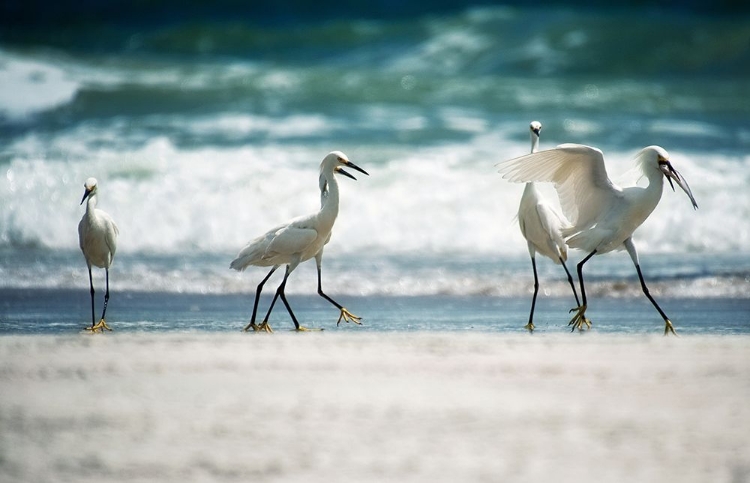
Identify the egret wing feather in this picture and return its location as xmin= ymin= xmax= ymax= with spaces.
xmin=265 ymin=225 xmax=318 ymax=259
xmin=535 ymin=202 xmax=568 ymax=262
xmin=230 ymin=223 xmax=286 ymax=270
xmin=499 ymin=144 xmax=620 ymax=231
xmin=519 ymin=200 xmax=568 ymax=263
xmin=518 ymin=183 xmax=567 ymax=263
xmin=77 ymin=220 xmax=85 ymax=252
xmin=100 ymin=211 xmax=119 ymax=260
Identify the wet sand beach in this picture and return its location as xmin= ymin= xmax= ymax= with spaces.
xmin=1 ymin=332 xmax=749 ymax=482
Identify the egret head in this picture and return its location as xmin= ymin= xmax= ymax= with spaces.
xmin=80 ymin=177 xmax=99 ymax=205
xmin=321 ymin=151 xmax=369 ymax=180
xmin=642 ymin=146 xmax=698 ymax=210
xmin=529 ymin=121 xmax=542 ymax=137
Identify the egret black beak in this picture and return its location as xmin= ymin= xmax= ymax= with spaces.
xmin=80 ymin=188 xmax=93 ymax=205
xmin=336 ymin=160 xmax=369 ymax=180
xmin=659 ymin=160 xmax=698 ymax=210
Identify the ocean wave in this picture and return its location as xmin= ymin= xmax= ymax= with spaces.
xmin=2 ymin=127 xmax=750 ymax=256
xmin=0 ymin=50 xmax=80 ymax=120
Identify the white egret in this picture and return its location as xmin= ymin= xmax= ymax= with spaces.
xmin=78 ymin=177 xmax=119 ymax=332
xmin=515 ymin=121 xmax=580 ymax=332
xmin=498 ymin=143 xmax=697 ymax=335
xmin=230 ymin=151 xmax=368 ymax=332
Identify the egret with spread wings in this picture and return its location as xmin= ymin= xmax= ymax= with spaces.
xmin=498 ymin=143 xmax=697 ymax=335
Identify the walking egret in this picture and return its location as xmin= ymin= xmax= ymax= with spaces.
xmin=230 ymin=151 xmax=368 ymax=332
xmin=498 ymin=143 xmax=697 ymax=335
xmin=515 ymin=121 xmax=580 ymax=332
xmin=78 ymin=177 xmax=119 ymax=332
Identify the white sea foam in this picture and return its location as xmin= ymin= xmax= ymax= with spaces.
xmin=2 ymin=128 xmax=748 ymax=298
xmin=2 ymin=121 xmax=749 ymax=259
xmin=0 ymin=50 xmax=81 ymax=119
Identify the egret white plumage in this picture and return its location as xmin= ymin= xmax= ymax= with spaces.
xmin=78 ymin=177 xmax=119 ymax=332
xmin=515 ymin=121 xmax=580 ymax=332
xmin=230 ymin=151 xmax=368 ymax=332
xmin=498 ymin=143 xmax=697 ymax=335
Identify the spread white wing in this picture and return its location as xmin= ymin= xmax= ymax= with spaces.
xmin=499 ymin=144 xmax=621 ymax=232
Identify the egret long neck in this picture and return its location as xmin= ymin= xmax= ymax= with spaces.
xmin=643 ymin=164 xmax=665 ymax=208
xmin=317 ymin=170 xmax=340 ymax=231
xmin=524 ymin=132 xmax=541 ymax=191
xmin=530 ymin=133 xmax=540 ymax=154
xmin=628 ymin=164 xmax=665 ymax=229
xmin=85 ymin=193 xmax=98 ymax=222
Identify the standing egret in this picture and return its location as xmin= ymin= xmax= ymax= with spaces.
xmin=498 ymin=144 xmax=697 ymax=335
xmin=78 ymin=177 xmax=119 ymax=332
xmin=515 ymin=121 xmax=580 ymax=332
xmin=230 ymin=151 xmax=368 ymax=332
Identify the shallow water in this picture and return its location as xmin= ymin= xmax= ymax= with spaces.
xmin=1 ymin=288 xmax=749 ymax=335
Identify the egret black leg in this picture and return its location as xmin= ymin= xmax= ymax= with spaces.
xmin=568 ymin=250 xmax=596 ymax=331
xmin=244 ymin=266 xmax=278 ymax=331
xmin=88 ymin=267 xmax=95 ymax=327
xmin=244 ymin=267 xmax=281 ymax=332
xmin=559 ymin=258 xmax=581 ymax=307
xmin=277 ymin=273 xmax=300 ymax=330
xmin=634 ymin=264 xmax=669 ymax=318
xmin=254 ymin=279 xmax=284 ymax=332
xmin=634 ymin=264 xmax=676 ymax=335
xmin=275 ymin=266 xmax=317 ymax=331
xmin=258 ymin=266 xmax=301 ymax=330
xmin=316 ymin=266 xmax=361 ymax=326
xmin=100 ymin=268 xmax=110 ymax=321
xmin=577 ymin=250 xmax=596 ymax=307
xmin=317 ymin=266 xmax=342 ymax=310
xmin=525 ymin=257 xmax=539 ymax=332
xmin=85 ymin=267 xmax=111 ymax=332
xmin=624 ymin=237 xmax=676 ymax=335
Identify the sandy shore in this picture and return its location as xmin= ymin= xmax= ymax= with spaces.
xmin=1 ymin=333 xmax=749 ymax=482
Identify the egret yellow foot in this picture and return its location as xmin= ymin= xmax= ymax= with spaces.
xmin=568 ymin=305 xmax=592 ymax=332
xmin=336 ymin=308 xmax=362 ymax=326
xmin=244 ymin=321 xmax=273 ymax=333
xmin=524 ymin=321 xmax=535 ymax=332
xmin=664 ymin=319 xmax=677 ymax=336
xmin=85 ymin=319 xmax=112 ymax=333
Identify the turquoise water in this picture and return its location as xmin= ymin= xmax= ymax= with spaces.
xmin=2 ymin=288 xmax=749 ymax=335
